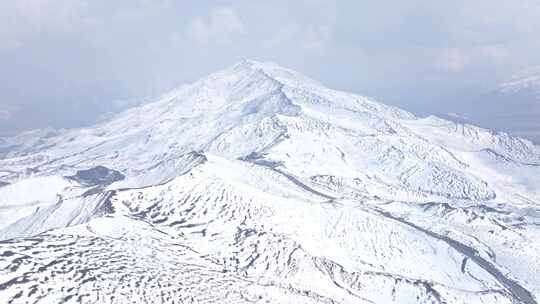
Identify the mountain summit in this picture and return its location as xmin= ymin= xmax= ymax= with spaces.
xmin=0 ymin=61 xmax=539 ymax=304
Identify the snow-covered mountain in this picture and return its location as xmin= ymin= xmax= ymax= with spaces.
xmin=497 ymin=66 xmax=540 ymax=98
xmin=0 ymin=60 xmax=539 ymax=304
xmin=486 ymin=66 xmax=540 ymax=143
xmin=446 ymin=66 xmax=540 ymax=144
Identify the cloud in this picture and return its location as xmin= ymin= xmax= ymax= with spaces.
xmin=437 ymin=48 xmax=472 ymax=72
xmin=0 ymin=1 xmax=539 ymax=137
xmin=263 ymin=23 xmax=334 ymax=51
xmin=0 ymin=0 xmax=90 ymax=49
xmin=479 ymin=46 xmax=509 ymax=64
xmin=263 ymin=1 xmax=336 ymax=51
xmin=436 ymin=45 xmax=510 ymax=73
xmin=263 ymin=24 xmax=299 ymax=49
xmin=0 ymin=110 xmax=12 ymax=121
xmin=303 ymin=25 xmax=333 ymax=50
xmin=185 ymin=7 xmax=244 ymax=45
xmin=456 ymin=0 xmax=540 ymax=38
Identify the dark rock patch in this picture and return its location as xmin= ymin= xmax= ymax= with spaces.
xmin=66 ymin=166 xmax=124 ymax=187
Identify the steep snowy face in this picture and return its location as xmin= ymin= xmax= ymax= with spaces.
xmin=0 ymin=60 xmax=420 ymax=186
xmin=0 ymin=61 xmax=297 ymax=176
xmin=0 ymin=61 xmax=540 ymax=304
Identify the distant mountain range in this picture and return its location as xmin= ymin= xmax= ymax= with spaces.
xmin=455 ymin=66 xmax=540 ymax=144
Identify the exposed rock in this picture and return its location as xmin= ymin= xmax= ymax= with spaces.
xmin=67 ymin=166 xmax=125 ymax=186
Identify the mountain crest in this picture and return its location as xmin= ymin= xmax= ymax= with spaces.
xmin=1 ymin=61 xmax=540 ymax=303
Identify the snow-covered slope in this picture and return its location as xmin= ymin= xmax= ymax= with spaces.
xmin=0 ymin=60 xmax=539 ymax=304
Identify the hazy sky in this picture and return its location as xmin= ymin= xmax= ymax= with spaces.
xmin=1 ymin=0 xmax=540 ymax=138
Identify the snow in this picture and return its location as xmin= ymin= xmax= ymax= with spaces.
xmin=0 ymin=60 xmax=538 ymax=304
xmin=0 ymin=176 xmax=80 ymax=231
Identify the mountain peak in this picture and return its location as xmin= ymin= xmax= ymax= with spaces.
xmin=232 ymin=58 xmax=291 ymax=72
xmin=219 ymin=59 xmax=324 ymax=90
xmin=1 ymin=61 xmax=540 ymax=304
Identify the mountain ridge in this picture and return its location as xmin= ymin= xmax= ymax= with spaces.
xmin=0 ymin=60 xmax=539 ymax=304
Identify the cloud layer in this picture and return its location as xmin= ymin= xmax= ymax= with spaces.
xmin=0 ymin=1 xmax=539 ymax=137
xmin=186 ymin=7 xmax=244 ymax=45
